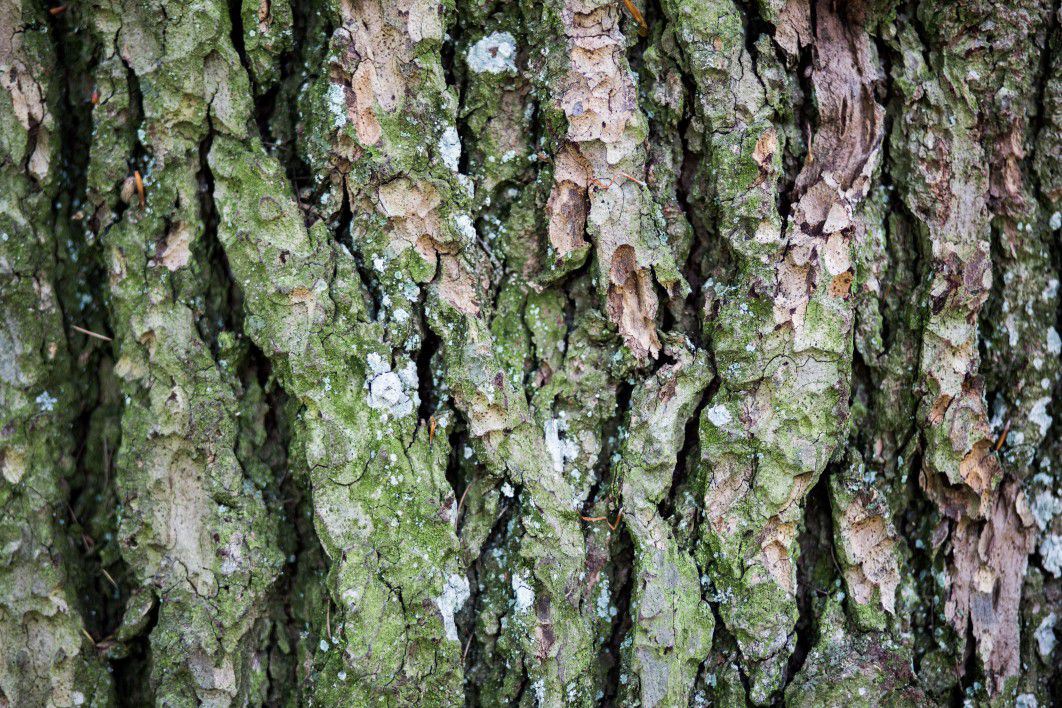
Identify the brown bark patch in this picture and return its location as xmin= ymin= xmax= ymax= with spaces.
xmin=438 ymin=254 xmax=480 ymax=316
xmin=947 ymin=481 xmax=1035 ymax=692
xmin=158 ymin=222 xmax=193 ymax=271
xmin=838 ymin=498 xmax=899 ymax=614
xmin=828 ymin=271 xmax=852 ymax=297
xmin=606 ymin=245 xmax=660 ymax=358
xmin=546 ymin=179 xmax=589 ymax=255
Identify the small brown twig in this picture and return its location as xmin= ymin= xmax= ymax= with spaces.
xmin=620 ymin=0 xmax=649 ymax=36
xmin=588 ymin=172 xmax=646 ymax=192
xmin=580 ymin=507 xmax=624 ymax=531
xmin=134 ymin=170 xmax=145 ymax=207
xmin=462 ymin=635 xmax=473 ymax=662
xmin=101 ymin=567 xmax=119 ymax=590
xmin=72 ymin=325 xmax=112 ymax=342
xmin=994 ymin=419 xmax=1012 ymax=451
xmin=456 ymin=480 xmax=477 ymax=524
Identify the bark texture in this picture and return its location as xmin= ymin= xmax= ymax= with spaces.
xmin=0 ymin=0 xmax=1059 ymax=705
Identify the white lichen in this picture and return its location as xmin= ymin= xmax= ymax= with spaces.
xmin=327 ymin=83 xmax=347 ymax=129
xmin=466 ymin=32 xmax=517 ymax=74
xmin=1006 ymin=315 xmax=1019 ymax=347
xmin=438 ymin=126 xmax=462 ymax=172
xmin=1047 ymin=327 xmax=1061 ymax=356
xmin=512 ymin=572 xmax=534 ymax=613
xmin=35 ymin=391 xmax=57 ymax=411
xmin=595 ymin=577 xmax=612 ymax=619
xmin=434 ymin=573 xmax=470 ymax=642
xmin=365 ymin=353 xmax=418 ymax=418
xmin=1015 ymin=694 xmax=1038 ymax=708
xmin=1029 ymin=397 xmax=1053 ymax=438
xmin=544 ymin=419 xmax=564 ymax=474
xmin=1041 ymin=534 xmax=1062 ymax=578
xmin=1035 ymin=612 xmax=1056 ymax=660
xmin=532 ymin=679 xmax=546 ymax=705
xmin=1043 ymin=278 xmax=1060 ymax=301
xmin=453 ymin=213 xmax=477 ymax=243
xmin=1031 ymin=490 xmax=1061 ymax=531
xmin=706 ymin=405 xmax=731 ymax=427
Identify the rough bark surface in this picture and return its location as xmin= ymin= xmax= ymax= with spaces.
xmin=0 ymin=0 xmax=1059 ymax=706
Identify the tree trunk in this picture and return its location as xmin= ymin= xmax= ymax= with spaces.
xmin=1 ymin=0 xmax=1058 ymax=705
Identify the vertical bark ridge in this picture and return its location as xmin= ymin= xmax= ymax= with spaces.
xmin=0 ymin=2 xmax=116 ymax=704
xmin=612 ymin=341 xmax=714 ymax=706
xmin=888 ymin=1 xmax=1052 ymax=696
xmin=973 ymin=0 xmax=1060 ymax=697
xmin=534 ymin=0 xmax=683 ymax=359
xmin=212 ymin=0 xmax=470 ymax=701
xmin=1025 ymin=14 xmax=1062 ymax=697
xmin=665 ymin=0 xmax=885 ymax=700
xmin=81 ymin=1 xmax=284 ymax=703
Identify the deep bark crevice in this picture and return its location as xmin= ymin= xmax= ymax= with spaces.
xmin=600 ymin=525 xmax=634 ymax=706
xmin=782 ymin=469 xmax=837 ymax=690
xmin=112 ymin=595 xmax=160 ymax=706
xmin=194 ymin=123 xmax=234 ymax=354
xmin=47 ymin=0 xmax=132 ymax=659
xmin=461 ymin=484 xmax=520 ymax=703
xmin=227 ymin=0 xmax=251 ymax=84
xmin=900 ymin=445 xmax=937 ymax=678
xmin=659 ymin=375 xmax=716 ymax=522
xmin=581 ymin=377 xmax=634 ymax=518
xmin=335 ymin=177 xmax=381 ymax=319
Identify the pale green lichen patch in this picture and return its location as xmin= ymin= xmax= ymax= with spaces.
xmin=613 ymin=340 xmax=714 ymax=706
xmin=209 ymin=132 xmax=467 ymax=703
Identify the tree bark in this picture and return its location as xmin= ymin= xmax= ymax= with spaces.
xmin=0 ymin=0 xmax=1058 ymax=705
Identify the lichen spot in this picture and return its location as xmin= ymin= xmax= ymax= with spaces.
xmin=327 ymin=82 xmax=347 ymax=129
xmin=434 ymin=573 xmax=470 ymax=642
xmin=512 ymin=572 xmax=534 ymax=613
xmin=438 ymin=126 xmax=461 ymax=172
xmin=365 ymin=352 xmax=418 ymax=418
xmin=706 ymin=405 xmax=731 ymax=427
xmin=466 ymin=32 xmax=518 ymax=74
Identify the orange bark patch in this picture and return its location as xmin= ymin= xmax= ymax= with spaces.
xmin=828 ymin=271 xmax=853 ymax=297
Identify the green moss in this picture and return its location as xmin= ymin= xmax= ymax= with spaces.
xmin=241 ymin=0 xmax=294 ymax=92
xmin=0 ymin=4 xmax=116 ymax=704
